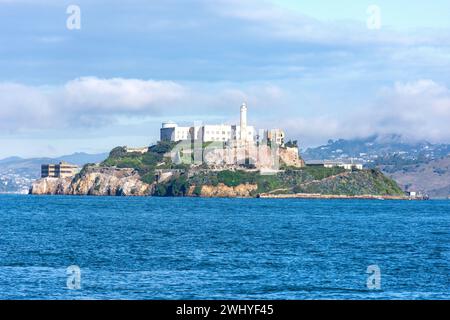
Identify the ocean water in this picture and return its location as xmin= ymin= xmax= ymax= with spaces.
xmin=0 ymin=195 xmax=449 ymax=300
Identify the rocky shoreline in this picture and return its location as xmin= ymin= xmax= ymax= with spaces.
xmin=257 ymin=193 xmax=416 ymax=200
xmin=30 ymin=166 xmax=258 ymax=197
xmin=30 ymin=166 xmax=152 ymax=196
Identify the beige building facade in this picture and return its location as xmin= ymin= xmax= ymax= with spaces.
xmin=41 ymin=161 xmax=79 ymax=178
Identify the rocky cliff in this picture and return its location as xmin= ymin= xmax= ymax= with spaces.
xmin=187 ymin=183 xmax=258 ymax=198
xmin=30 ymin=166 xmax=152 ymax=196
xmin=29 ymin=177 xmax=72 ymax=195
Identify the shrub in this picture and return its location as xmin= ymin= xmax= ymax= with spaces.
xmin=149 ymin=141 xmax=177 ymax=154
xmin=108 ymin=146 xmax=127 ymax=158
xmin=154 ymin=184 xmax=167 ymax=197
xmin=285 ymin=140 xmax=298 ymax=148
xmin=141 ymin=172 xmax=156 ymax=184
xmin=167 ymin=176 xmax=189 ymax=196
xmin=193 ymin=185 xmax=203 ymax=197
xmin=142 ymin=152 xmax=162 ymax=166
xmin=217 ymin=170 xmax=256 ymax=187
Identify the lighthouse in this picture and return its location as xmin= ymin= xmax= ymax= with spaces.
xmin=240 ymin=102 xmax=247 ymax=141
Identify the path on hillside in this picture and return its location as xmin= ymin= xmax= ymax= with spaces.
xmin=265 ymin=171 xmax=352 ymax=194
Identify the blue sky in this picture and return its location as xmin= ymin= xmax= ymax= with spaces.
xmin=277 ymin=0 xmax=450 ymax=29
xmin=0 ymin=0 xmax=450 ymax=158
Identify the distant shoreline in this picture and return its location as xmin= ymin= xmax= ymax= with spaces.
xmin=0 ymin=193 xmax=444 ymax=200
xmin=257 ymin=193 xmax=424 ymax=200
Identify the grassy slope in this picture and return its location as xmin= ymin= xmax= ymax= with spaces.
xmin=98 ymin=141 xmax=181 ymax=184
xmin=187 ymin=168 xmax=403 ymax=196
xmin=293 ymin=169 xmax=404 ymax=196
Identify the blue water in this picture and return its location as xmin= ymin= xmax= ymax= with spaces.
xmin=0 ymin=195 xmax=449 ymax=300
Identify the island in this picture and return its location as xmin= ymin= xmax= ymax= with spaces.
xmin=30 ymin=140 xmax=406 ymax=199
xmin=30 ymin=103 xmax=407 ymax=199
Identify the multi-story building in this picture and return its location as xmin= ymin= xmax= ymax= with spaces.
xmin=160 ymin=121 xmax=192 ymax=142
xmin=41 ymin=161 xmax=79 ymax=178
xmin=260 ymin=129 xmax=285 ymax=146
xmin=160 ymin=103 xmax=255 ymax=143
xmin=161 ymin=103 xmax=305 ymax=169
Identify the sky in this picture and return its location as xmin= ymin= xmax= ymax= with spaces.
xmin=0 ymin=0 xmax=450 ymax=158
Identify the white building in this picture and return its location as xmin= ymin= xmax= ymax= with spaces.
xmin=306 ymin=161 xmax=363 ymax=170
xmin=160 ymin=121 xmax=191 ymax=141
xmin=160 ymin=103 xmax=255 ymax=143
xmin=323 ymin=161 xmax=363 ymax=170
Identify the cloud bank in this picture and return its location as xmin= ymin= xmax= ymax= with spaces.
xmin=0 ymin=77 xmax=287 ymax=131
xmin=282 ymin=79 xmax=450 ymax=145
xmin=1 ymin=77 xmax=450 ymax=146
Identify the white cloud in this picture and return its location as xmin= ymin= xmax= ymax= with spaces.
xmin=0 ymin=77 xmax=288 ymax=132
xmin=283 ymin=80 xmax=450 ymax=146
xmin=0 ymin=83 xmax=54 ymax=131
xmin=62 ymin=77 xmax=187 ymax=113
xmin=0 ymin=78 xmax=189 ymax=131
xmin=374 ymin=80 xmax=450 ymax=141
xmin=1 ymin=77 xmax=450 ymax=150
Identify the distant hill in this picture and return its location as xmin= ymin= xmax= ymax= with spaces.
xmin=302 ymin=135 xmax=450 ymax=165
xmin=0 ymin=156 xmax=23 ymax=164
xmin=0 ymin=152 xmax=108 ymax=168
xmin=0 ymin=152 xmax=108 ymax=193
xmin=382 ymin=156 xmax=450 ymax=199
xmin=302 ymin=135 xmax=450 ymax=198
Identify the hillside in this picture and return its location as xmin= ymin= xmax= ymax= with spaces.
xmin=302 ymin=135 xmax=450 ymax=198
xmin=302 ymin=135 xmax=450 ymax=165
xmin=31 ymin=142 xmax=404 ymax=198
xmin=382 ymin=156 xmax=450 ymax=198
xmin=154 ymin=168 xmax=404 ymax=197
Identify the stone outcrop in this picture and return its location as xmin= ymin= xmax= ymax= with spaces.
xmin=187 ymin=183 xmax=258 ymax=198
xmin=29 ymin=177 xmax=72 ymax=195
xmin=279 ymin=147 xmax=305 ymax=168
xmin=30 ymin=166 xmax=152 ymax=196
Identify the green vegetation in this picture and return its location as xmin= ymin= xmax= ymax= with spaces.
xmin=285 ymin=140 xmax=298 ymax=148
xmin=100 ymin=141 xmax=178 ymax=180
xmin=89 ymin=142 xmax=404 ymax=197
xmin=141 ymin=172 xmax=156 ymax=184
xmin=292 ymin=169 xmax=404 ymax=196
xmin=192 ymin=185 xmax=203 ymax=197
xmin=184 ymin=166 xmax=350 ymax=194
xmin=158 ymin=167 xmax=403 ymax=197
xmin=154 ymin=175 xmax=189 ymax=197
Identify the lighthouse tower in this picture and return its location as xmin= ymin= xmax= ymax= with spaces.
xmin=240 ymin=102 xmax=248 ymax=141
